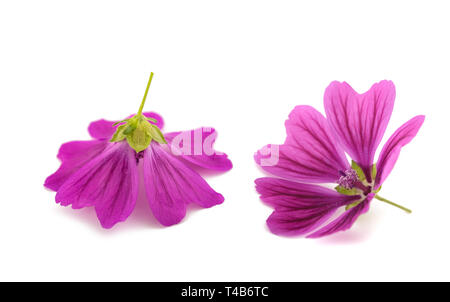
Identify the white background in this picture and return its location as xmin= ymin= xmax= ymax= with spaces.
xmin=0 ymin=0 xmax=449 ymax=281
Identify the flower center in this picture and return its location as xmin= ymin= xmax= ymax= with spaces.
xmin=338 ymin=168 xmax=372 ymax=195
xmin=336 ymin=162 xmax=411 ymax=214
xmin=337 ymin=169 xmax=358 ymax=189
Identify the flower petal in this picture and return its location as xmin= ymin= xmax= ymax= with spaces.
xmin=307 ymin=194 xmax=373 ymax=238
xmin=55 ymin=142 xmax=139 ymax=228
xmin=143 ymin=143 xmax=224 ymax=226
xmin=255 ymin=177 xmax=360 ymax=236
xmin=324 ymin=80 xmax=395 ymax=182
xmin=164 ymin=127 xmax=232 ymax=171
xmin=375 ymin=115 xmax=425 ymax=187
xmin=44 ymin=140 xmax=108 ymax=191
xmin=255 ymin=106 xmax=349 ymax=183
xmin=88 ymin=111 xmax=164 ymax=140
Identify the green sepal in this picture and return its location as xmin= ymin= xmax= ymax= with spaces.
xmin=112 ymin=119 xmax=129 ymax=126
xmin=371 ymin=164 xmax=377 ymax=180
xmin=146 ymin=117 xmax=158 ymax=123
xmin=352 ymin=160 xmax=378 ymax=184
xmin=335 ymin=185 xmax=358 ymax=196
xmin=345 ymin=200 xmax=362 ymax=210
xmin=148 ymin=124 xmax=167 ymax=144
xmin=373 ymin=185 xmax=382 ymax=193
xmin=125 ymin=121 xmax=153 ymax=152
xmin=123 ymin=122 xmax=137 ymax=135
xmin=351 ymin=160 xmax=366 ymax=182
xmin=110 ymin=124 xmax=127 ymax=142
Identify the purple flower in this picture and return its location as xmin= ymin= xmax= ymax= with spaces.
xmin=45 ymin=73 xmax=232 ymax=228
xmin=255 ymin=80 xmax=424 ymax=238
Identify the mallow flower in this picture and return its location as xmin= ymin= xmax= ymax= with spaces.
xmin=45 ymin=73 xmax=232 ymax=228
xmin=254 ymin=80 xmax=424 ymax=238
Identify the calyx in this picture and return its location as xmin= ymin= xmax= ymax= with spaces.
xmin=110 ymin=72 xmax=167 ymax=152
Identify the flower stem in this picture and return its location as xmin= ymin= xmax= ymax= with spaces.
xmin=375 ymin=194 xmax=412 ymax=214
xmin=137 ymin=72 xmax=154 ymax=116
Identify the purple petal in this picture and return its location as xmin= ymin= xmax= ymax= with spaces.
xmin=324 ymin=81 xmax=395 ymax=182
xmin=143 ymin=143 xmax=224 ymax=226
xmin=44 ymin=140 xmax=108 ymax=191
xmin=255 ymin=106 xmax=349 ymax=183
xmin=375 ymin=115 xmax=425 ymax=187
xmin=88 ymin=111 xmax=164 ymax=140
xmin=255 ymin=177 xmax=360 ymax=236
xmin=164 ymin=127 xmax=232 ymax=172
xmin=307 ymin=194 xmax=373 ymax=238
xmin=55 ymin=142 xmax=139 ymax=228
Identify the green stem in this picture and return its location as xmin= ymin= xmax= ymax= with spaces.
xmin=375 ymin=194 xmax=412 ymax=214
xmin=137 ymin=72 xmax=154 ymax=116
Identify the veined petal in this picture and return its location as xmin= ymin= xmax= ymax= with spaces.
xmin=143 ymin=143 xmax=224 ymax=226
xmin=307 ymin=194 xmax=373 ymax=238
xmin=255 ymin=106 xmax=349 ymax=183
xmin=88 ymin=111 xmax=164 ymax=140
xmin=324 ymin=81 xmax=395 ymax=182
xmin=44 ymin=140 xmax=107 ymax=191
xmin=375 ymin=115 xmax=425 ymax=187
xmin=55 ymin=142 xmax=139 ymax=228
xmin=164 ymin=127 xmax=232 ymax=172
xmin=255 ymin=177 xmax=360 ymax=236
